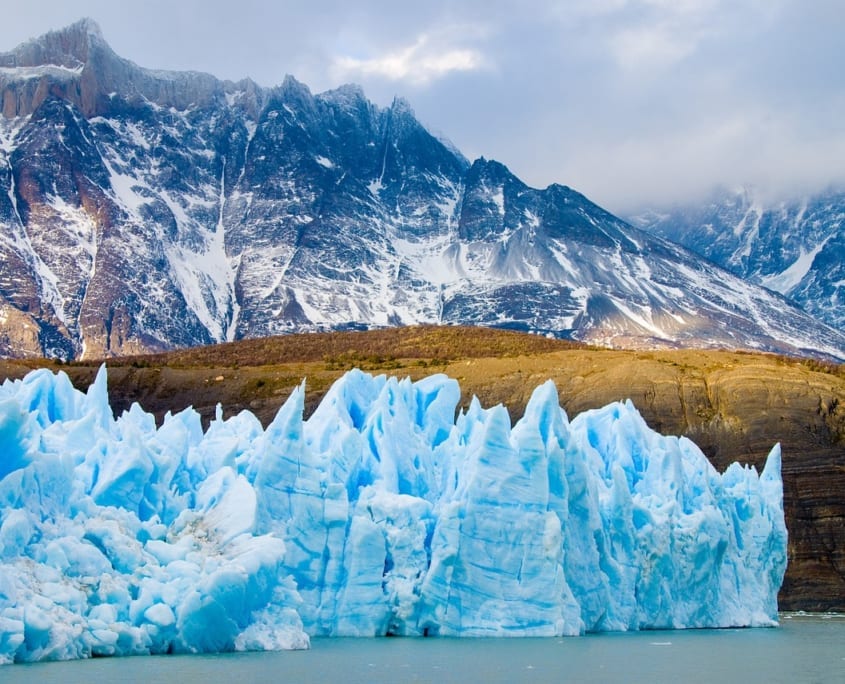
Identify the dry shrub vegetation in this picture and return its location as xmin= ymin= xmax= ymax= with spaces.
xmin=1 ymin=326 xmax=841 ymax=437
xmin=103 ymin=325 xmax=586 ymax=369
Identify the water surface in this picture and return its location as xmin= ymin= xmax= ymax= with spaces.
xmin=4 ymin=615 xmax=843 ymax=683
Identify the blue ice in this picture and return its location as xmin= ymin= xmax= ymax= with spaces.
xmin=0 ymin=367 xmax=787 ymax=663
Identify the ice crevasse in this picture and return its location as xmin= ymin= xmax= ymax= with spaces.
xmin=0 ymin=367 xmax=787 ymax=663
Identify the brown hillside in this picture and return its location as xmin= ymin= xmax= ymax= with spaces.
xmin=2 ymin=325 xmax=843 ymax=612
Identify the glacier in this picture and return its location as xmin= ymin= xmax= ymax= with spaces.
xmin=0 ymin=366 xmax=787 ymax=664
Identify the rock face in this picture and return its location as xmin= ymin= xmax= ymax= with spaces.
xmin=0 ymin=18 xmax=223 ymax=118
xmin=630 ymin=186 xmax=845 ymax=333
xmin=1 ymin=20 xmax=844 ymax=361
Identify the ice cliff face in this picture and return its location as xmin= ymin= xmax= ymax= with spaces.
xmin=0 ymin=367 xmax=787 ymax=663
xmin=1 ymin=20 xmax=843 ymax=360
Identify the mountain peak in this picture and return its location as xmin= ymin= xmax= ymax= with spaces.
xmin=65 ymin=17 xmax=105 ymax=42
xmin=390 ymin=96 xmax=414 ymax=116
xmin=2 ymin=17 xmax=109 ymax=70
xmin=320 ymin=83 xmax=367 ymax=106
xmin=467 ymin=156 xmax=513 ymax=183
xmin=276 ymin=74 xmax=314 ymax=103
xmin=0 ymin=18 xmax=229 ymax=117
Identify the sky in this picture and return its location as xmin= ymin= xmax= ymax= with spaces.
xmin=1 ymin=1 xmax=844 ymax=214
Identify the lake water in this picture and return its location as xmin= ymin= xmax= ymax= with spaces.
xmin=3 ymin=614 xmax=844 ymax=683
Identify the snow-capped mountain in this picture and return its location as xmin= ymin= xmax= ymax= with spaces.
xmin=1 ymin=19 xmax=844 ymax=361
xmin=630 ymin=187 xmax=845 ymax=333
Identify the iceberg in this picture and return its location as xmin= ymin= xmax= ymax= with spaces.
xmin=0 ymin=367 xmax=787 ymax=664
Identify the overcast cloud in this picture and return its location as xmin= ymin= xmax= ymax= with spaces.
xmin=2 ymin=0 xmax=843 ymax=213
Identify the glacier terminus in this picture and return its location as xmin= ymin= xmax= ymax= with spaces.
xmin=0 ymin=366 xmax=787 ymax=664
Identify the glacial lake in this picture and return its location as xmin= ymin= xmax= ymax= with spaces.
xmin=4 ymin=614 xmax=844 ymax=683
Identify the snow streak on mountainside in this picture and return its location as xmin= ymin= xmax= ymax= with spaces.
xmin=1 ymin=19 xmax=844 ymax=361
xmin=630 ymin=187 xmax=845 ymax=333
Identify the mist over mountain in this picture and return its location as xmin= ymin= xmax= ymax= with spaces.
xmin=1 ymin=19 xmax=843 ymax=361
xmin=629 ymin=186 xmax=844 ymax=334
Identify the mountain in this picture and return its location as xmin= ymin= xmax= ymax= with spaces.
xmin=1 ymin=19 xmax=844 ymax=361
xmin=629 ymin=186 xmax=845 ymax=333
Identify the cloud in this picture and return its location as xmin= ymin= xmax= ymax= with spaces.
xmin=604 ymin=0 xmax=720 ymax=71
xmin=331 ymin=32 xmax=485 ymax=86
xmin=542 ymin=102 xmax=845 ymax=214
xmin=610 ymin=22 xmax=699 ymax=70
xmin=559 ymin=0 xmax=783 ymax=73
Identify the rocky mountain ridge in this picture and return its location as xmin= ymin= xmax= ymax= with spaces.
xmin=1 ymin=19 xmax=844 ymax=361
xmin=630 ymin=186 xmax=845 ymax=332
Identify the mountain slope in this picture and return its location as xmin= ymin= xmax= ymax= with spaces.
xmin=630 ymin=186 xmax=845 ymax=333
xmin=1 ymin=19 xmax=844 ymax=361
